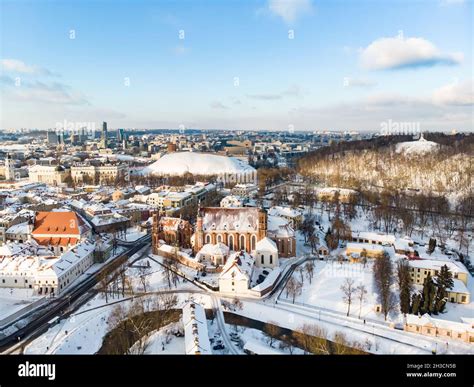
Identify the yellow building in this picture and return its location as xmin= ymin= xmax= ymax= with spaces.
xmin=408 ymin=259 xmax=470 ymax=304
xmin=405 ymin=314 xmax=474 ymax=344
xmin=345 ymin=242 xmax=386 ymax=259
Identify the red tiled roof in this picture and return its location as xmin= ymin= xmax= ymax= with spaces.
xmin=32 ymin=211 xmax=84 ymax=236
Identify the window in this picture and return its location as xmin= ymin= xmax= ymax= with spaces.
xmin=261 ymin=255 xmax=264 ymax=264
xmin=461 ymin=296 xmax=466 ymax=303
xmin=251 ymin=235 xmax=256 ymax=251
xmin=217 ymin=234 xmax=222 ymax=243
xmin=427 ymin=329 xmax=431 ymax=334
xmin=205 ymin=235 xmax=211 ymax=244
xmin=240 ymin=235 xmax=245 ymax=250
xmin=14 ymin=279 xmax=17 ymax=283
xmin=270 ymin=255 xmax=273 ymax=264
xmin=228 ymin=235 xmax=234 ymax=250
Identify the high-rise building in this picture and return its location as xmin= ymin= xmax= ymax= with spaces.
xmin=47 ymin=131 xmax=59 ymax=144
xmin=117 ymin=128 xmax=124 ymax=143
xmin=101 ymin=121 xmax=108 ymax=148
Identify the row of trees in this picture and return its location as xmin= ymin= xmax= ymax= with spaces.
xmin=411 ymin=267 xmax=454 ymax=316
xmin=263 ymin=322 xmax=366 ymax=354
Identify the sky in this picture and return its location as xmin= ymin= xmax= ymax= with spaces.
xmin=0 ymin=0 xmax=472 ymax=132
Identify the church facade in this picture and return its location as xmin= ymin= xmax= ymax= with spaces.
xmin=192 ymin=207 xmax=295 ymax=258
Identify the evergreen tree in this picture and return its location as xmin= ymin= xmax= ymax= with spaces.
xmin=427 ymin=238 xmax=437 ymax=254
xmin=434 ymin=265 xmax=454 ymax=314
xmin=411 ymin=293 xmax=421 ymax=315
xmin=396 ymin=259 xmax=412 ymax=316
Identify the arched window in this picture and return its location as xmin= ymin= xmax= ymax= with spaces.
xmin=217 ymin=234 xmax=222 ymax=243
xmin=270 ymin=255 xmax=273 ymax=264
xmin=251 ymin=235 xmax=257 ymax=251
xmin=261 ymin=254 xmax=264 ymax=264
xmin=228 ymin=235 xmax=234 ymax=251
xmin=205 ymin=235 xmax=211 ymax=244
xmin=239 ymin=235 xmax=245 ymax=250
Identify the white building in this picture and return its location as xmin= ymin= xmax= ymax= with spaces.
xmin=219 ymin=250 xmax=254 ymax=294
xmin=254 ymin=237 xmax=279 ymax=269
xmin=0 ymin=239 xmax=95 ymax=296
xmin=220 ymin=195 xmax=246 ymax=208
xmin=28 ymin=165 xmax=68 ymax=186
xmin=195 ymin=242 xmax=229 ymax=266
xmin=183 ymin=301 xmax=211 ymax=355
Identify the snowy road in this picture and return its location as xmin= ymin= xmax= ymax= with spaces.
xmin=211 ymin=296 xmax=240 ymax=355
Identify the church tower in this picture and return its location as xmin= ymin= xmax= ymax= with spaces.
xmin=152 ymin=210 xmax=161 ymax=254
xmin=195 ymin=205 xmax=204 ymax=253
xmin=5 ymin=153 xmax=15 ymax=181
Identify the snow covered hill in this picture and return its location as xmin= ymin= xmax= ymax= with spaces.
xmin=143 ymin=151 xmax=257 ymax=183
xmin=395 ymin=135 xmax=440 ymax=155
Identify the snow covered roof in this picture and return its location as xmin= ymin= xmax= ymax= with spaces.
xmin=267 ymin=215 xmax=294 ymax=238
xmin=144 ymin=151 xmax=256 ymax=176
xmin=197 ymin=243 xmax=229 ymax=257
xmin=408 ymin=259 xmax=468 ymax=275
xmin=255 ymin=237 xmax=278 ymax=252
xmin=6 ymin=222 xmax=30 ymax=235
xmin=268 ymin=206 xmax=302 ymax=219
xmin=183 ymin=302 xmax=211 ymax=355
xmin=352 ymin=231 xmax=396 ymax=245
xmin=406 ymin=313 xmax=473 ymax=333
xmin=200 ymin=207 xmax=260 ymax=233
xmin=220 ymin=251 xmax=254 ymax=281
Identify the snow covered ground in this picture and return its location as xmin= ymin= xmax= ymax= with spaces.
xmin=281 ymin=261 xmax=391 ymax=323
xmin=0 ymin=288 xmax=40 ymax=321
xmin=133 ymin=322 xmax=185 ymax=354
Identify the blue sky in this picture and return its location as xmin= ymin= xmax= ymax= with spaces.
xmin=0 ymin=0 xmax=472 ymax=131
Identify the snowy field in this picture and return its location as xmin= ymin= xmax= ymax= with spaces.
xmin=281 ymin=261 xmax=391 ymax=323
xmin=234 ymin=299 xmax=474 ymax=354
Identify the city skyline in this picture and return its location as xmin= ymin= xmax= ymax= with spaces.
xmin=0 ymin=0 xmax=472 ymax=131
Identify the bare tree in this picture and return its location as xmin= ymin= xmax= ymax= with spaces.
xmin=286 ymin=276 xmax=303 ymax=304
xmin=305 ymin=261 xmax=315 ymax=284
xmin=373 ymin=253 xmax=396 ymax=320
xmin=293 ymin=324 xmax=330 ymax=354
xmin=355 ymin=284 xmax=367 ymax=319
xmin=297 ymin=266 xmax=305 ymax=283
xmin=340 ymin=278 xmax=356 ymax=317
xmin=138 ymin=264 xmax=151 ymax=293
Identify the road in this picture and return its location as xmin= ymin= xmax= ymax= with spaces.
xmin=0 ymin=235 xmax=151 ymax=354
xmin=211 ymin=296 xmax=240 ymax=355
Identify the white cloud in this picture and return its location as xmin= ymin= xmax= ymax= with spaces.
xmin=432 ymin=79 xmax=473 ymax=106
xmin=344 ymin=77 xmax=377 ymax=88
xmin=1 ymin=76 xmax=89 ymax=105
xmin=1 ymin=59 xmax=53 ymax=75
xmin=247 ymin=84 xmax=307 ymax=100
xmin=210 ymin=101 xmax=230 ymax=109
xmin=267 ymin=0 xmax=313 ymax=23
xmin=359 ymin=36 xmax=463 ymax=70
